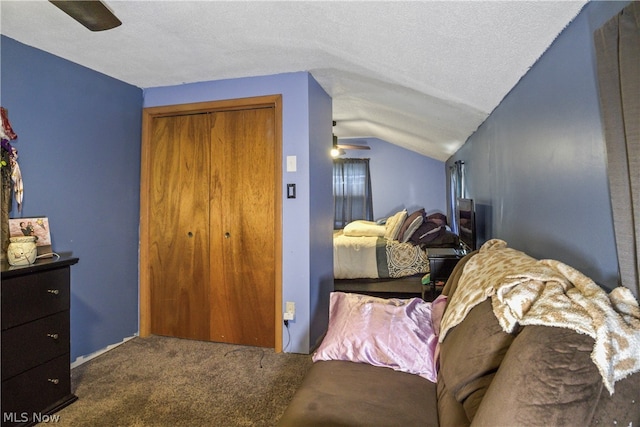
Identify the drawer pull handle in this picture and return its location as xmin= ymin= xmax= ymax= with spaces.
xmin=47 ymin=333 xmax=59 ymax=340
xmin=47 ymin=289 xmax=60 ymax=295
xmin=47 ymin=378 xmax=59 ymax=385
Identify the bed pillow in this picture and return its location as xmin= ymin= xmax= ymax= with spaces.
xmin=343 ymin=220 xmax=386 ymax=237
xmin=427 ymin=212 xmax=447 ymax=227
xmin=409 ymin=219 xmax=448 ymax=245
xmin=312 ymin=292 xmax=439 ymax=382
xmin=398 ymin=209 xmax=426 ymax=243
xmin=384 ymin=209 xmax=408 ymax=241
xmin=402 ymin=215 xmax=424 ymax=243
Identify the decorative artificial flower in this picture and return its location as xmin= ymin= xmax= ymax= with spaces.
xmin=1 ymin=107 xmax=22 ymax=212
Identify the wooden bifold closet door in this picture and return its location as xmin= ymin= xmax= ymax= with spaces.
xmin=146 ymin=106 xmax=277 ymax=348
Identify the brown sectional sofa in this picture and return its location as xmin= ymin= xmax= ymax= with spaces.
xmin=278 ymin=251 xmax=640 ymax=426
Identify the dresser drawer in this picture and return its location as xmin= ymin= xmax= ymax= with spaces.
xmin=1 ymin=354 xmax=74 ymax=424
xmin=2 ymin=312 xmax=70 ymax=379
xmin=1 ymin=268 xmax=70 ymax=329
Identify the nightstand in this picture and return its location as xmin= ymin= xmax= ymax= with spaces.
xmin=423 ymin=248 xmax=464 ymax=299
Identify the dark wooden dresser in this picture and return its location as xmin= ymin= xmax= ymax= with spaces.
xmin=1 ymin=255 xmax=78 ymax=427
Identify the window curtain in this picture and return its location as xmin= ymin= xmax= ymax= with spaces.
xmin=333 ymin=158 xmax=373 ymax=229
xmin=449 ymin=160 xmax=465 ymax=234
xmin=594 ymin=1 xmax=640 ymax=298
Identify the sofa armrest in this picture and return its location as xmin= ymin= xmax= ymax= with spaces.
xmin=437 ymin=299 xmax=517 ymax=423
xmin=278 ymin=361 xmax=439 ymax=427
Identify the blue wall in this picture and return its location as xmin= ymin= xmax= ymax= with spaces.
xmin=1 ymin=36 xmax=143 ymax=360
xmin=339 ymin=138 xmax=447 ymax=220
xmin=308 ymin=78 xmax=334 ymax=350
xmin=1 ymin=37 xmax=335 ymax=356
xmin=447 ymin=1 xmax=628 ymax=291
xmin=143 ymin=72 xmax=333 ymax=353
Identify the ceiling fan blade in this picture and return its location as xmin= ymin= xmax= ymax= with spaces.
xmin=337 ymin=144 xmax=371 ymax=150
xmin=50 ymin=1 xmax=121 ymax=31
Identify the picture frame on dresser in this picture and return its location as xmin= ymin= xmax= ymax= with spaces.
xmin=8 ymin=216 xmax=53 ymax=257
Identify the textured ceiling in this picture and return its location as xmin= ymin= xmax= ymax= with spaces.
xmin=0 ymin=0 xmax=587 ymax=161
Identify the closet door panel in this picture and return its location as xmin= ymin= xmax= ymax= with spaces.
xmin=210 ymin=108 xmax=276 ymax=347
xmin=149 ymin=114 xmax=211 ymax=340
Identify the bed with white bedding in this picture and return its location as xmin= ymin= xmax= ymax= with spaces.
xmin=333 ymin=230 xmax=429 ymax=279
xmin=333 ymin=209 xmax=458 ymax=299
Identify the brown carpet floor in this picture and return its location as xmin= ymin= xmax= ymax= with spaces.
xmin=54 ymin=335 xmax=313 ymax=426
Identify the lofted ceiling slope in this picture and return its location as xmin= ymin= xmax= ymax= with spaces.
xmin=0 ymin=0 xmax=587 ymax=161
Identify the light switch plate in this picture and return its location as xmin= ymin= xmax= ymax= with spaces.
xmin=287 ymin=183 xmax=296 ymax=199
xmin=286 ymin=156 xmax=297 ymax=172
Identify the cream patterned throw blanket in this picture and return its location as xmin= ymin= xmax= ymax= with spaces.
xmin=439 ymin=239 xmax=640 ymax=394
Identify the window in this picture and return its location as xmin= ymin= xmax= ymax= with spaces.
xmin=333 ymin=158 xmax=373 ymax=229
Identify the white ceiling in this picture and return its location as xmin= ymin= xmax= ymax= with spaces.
xmin=0 ymin=0 xmax=587 ymax=161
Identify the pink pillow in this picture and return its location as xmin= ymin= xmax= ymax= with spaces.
xmin=313 ymin=292 xmax=439 ymax=382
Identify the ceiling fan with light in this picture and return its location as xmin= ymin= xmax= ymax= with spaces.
xmin=49 ymin=0 xmax=121 ymax=32
xmin=332 ymin=121 xmax=370 ymax=157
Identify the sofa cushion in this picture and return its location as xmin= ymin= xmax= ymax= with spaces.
xmin=472 ymin=325 xmax=604 ymax=426
xmin=277 ymin=360 xmax=439 ymax=427
xmin=590 ymin=369 xmax=640 ymax=425
xmin=438 ymin=299 xmax=518 ymax=422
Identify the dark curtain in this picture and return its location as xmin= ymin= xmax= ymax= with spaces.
xmin=448 ymin=160 xmax=465 ymax=234
xmin=333 ymin=158 xmax=373 ymax=229
xmin=594 ymin=1 xmax=640 ymax=298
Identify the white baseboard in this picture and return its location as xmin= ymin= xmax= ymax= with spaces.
xmin=71 ymin=334 xmax=138 ymax=369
